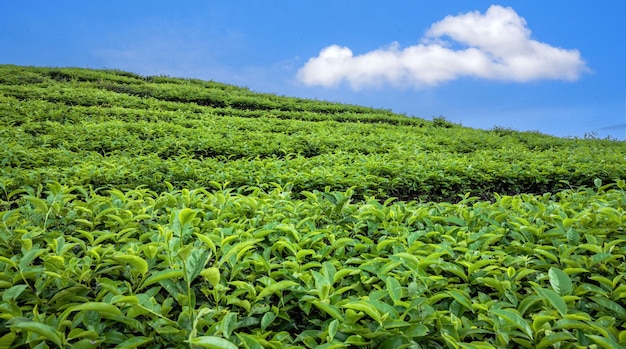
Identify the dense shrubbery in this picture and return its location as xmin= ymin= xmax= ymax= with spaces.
xmin=1 ymin=66 xmax=624 ymax=201
xmin=0 ymin=65 xmax=625 ymax=348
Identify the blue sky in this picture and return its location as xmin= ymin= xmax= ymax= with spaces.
xmin=2 ymin=1 xmax=624 ymax=139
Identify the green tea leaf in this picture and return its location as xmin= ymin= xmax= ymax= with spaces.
xmin=0 ymin=256 xmax=16 ymax=268
xmin=344 ymin=335 xmax=367 ymax=345
xmin=589 ymin=275 xmax=613 ymax=290
xmin=312 ymin=301 xmax=345 ymax=321
xmin=10 ymin=321 xmax=63 ymax=347
xmin=382 ymin=320 xmax=411 ymax=329
xmin=405 ymin=324 xmax=429 ymax=338
xmin=111 ymin=295 xmax=140 ymax=305
xmin=195 ymin=233 xmax=217 ymax=254
xmin=590 ymin=253 xmax=611 ymax=265
xmin=296 ymin=249 xmax=316 ymax=261
xmin=236 ymin=333 xmax=265 ymax=349
xmin=467 ymin=259 xmax=496 ymax=276
xmin=2 ymin=284 xmax=28 ymax=301
xmin=178 ymin=208 xmax=197 ymax=227
xmin=341 ymin=301 xmax=382 ymax=325
xmin=533 ymin=286 xmax=568 ymax=317
xmin=260 ymin=312 xmax=276 ymax=331
xmin=366 ymin=299 xmax=399 ymax=320
xmin=114 ymin=254 xmax=148 ymax=276
xmin=386 ymin=277 xmax=402 ymax=304
xmin=536 ymin=331 xmax=576 ymax=349
xmin=187 ymin=336 xmax=238 ymax=349
xmin=219 ymin=239 xmax=262 ymax=267
xmin=114 ymin=336 xmax=151 ymax=349
xmin=440 ymin=262 xmax=468 ymax=281
xmin=518 ymin=295 xmax=542 ymax=316
xmin=69 ymin=338 xmax=101 ymax=349
xmin=185 ymin=248 xmax=210 ymax=284
xmin=379 ymin=336 xmax=409 ymax=349
xmin=447 ymin=290 xmax=472 ymax=311
xmin=24 ymin=195 xmax=48 ymax=213
xmin=333 ymin=268 xmax=356 ymax=284
xmin=619 ymin=331 xmax=626 ymax=344
xmin=327 ymin=318 xmax=339 ymax=341
xmin=565 ymin=228 xmax=580 ymax=244
xmin=316 ymin=342 xmax=349 ymax=349
xmin=491 ymin=308 xmax=533 ymax=340
xmin=65 ymin=302 xmax=122 ymax=315
xmin=201 ymin=267 xmax=220 ymax=287
xmin=459 ymin=342 xmax=496 ymax=349
xmin=532 ymin=315 xmax=557 ymax=332
xmin=553 ymin=319 xmax=592 ymax=331
xmin=549 ymin=267 xmax=572 ymax=296
xmin=393 ymin=252 xmax=420 ymax=268
xmin=221 ymin=312 xmax=238 ymax=338
xmin=229 ymin=280 xmax=256 ymax=299
xmin=441 ymin=333 xmax=461 ymax=349
xmin=0 ymin=332 xmax=17 ymax=349
xmin=256 ymin=280 xmax=298 ymax=300
xmin=590 ymin=296 xmax=626 ymax=319
xmin=18 ymin=248 xmax=45 ymax=270
xmin=140 ymin=269 xmax=184 ymax=290
xmin=321 ymin=262 xmax=336 ymax=283
xmin=60 ymin=302 xmax=122 ymax=325
xmin=594 ymin=178 xmax=602 ymax=188
xmin=586 ymin=334 xmax=622 ymax=349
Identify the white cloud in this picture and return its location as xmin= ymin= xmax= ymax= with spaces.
xmin=297 ymin=5 xmax=587 ymax=89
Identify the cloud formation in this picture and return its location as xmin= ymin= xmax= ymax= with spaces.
xmin=297 ymin=5 xmax=587 ymax=88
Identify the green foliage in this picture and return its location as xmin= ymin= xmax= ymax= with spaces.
xmin=0 ymin=183 xmax=624 ymax=348
xmin=0 ymin=65 xmax=625 ymax=348
xmin=431 ymin=115 xmax=457 ymax=128
xmin=1 ymin=65 xmax=624 ymax=201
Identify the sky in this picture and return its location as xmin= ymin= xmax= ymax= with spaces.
xmin=1 ymin=1 xmax=624 ymax=140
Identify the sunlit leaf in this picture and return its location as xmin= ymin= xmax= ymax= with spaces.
xmin=533 ymin=286 xmax=568 ymax=317
xmin=549 ymin=267 xmax=573 ymax=296
xmin=18 ymin=248 xmax=45 ymax=270
xmin=491 ymin=308 xmax=533 ymax=340
xmin=114 ymin=336 xmax=152 ymax=349
xmin=256 ymin=280 xmax=298 ymax=300
xmin=341 ymin=301 xmax=383 ymax=325
xmin=178 ymin=208 xmax=197 ymax=227
xmin=260 ymin=312 xmax=276 ymax=331
xmin=590 ymin=296 xmax=626 ymax=319
xmin=386 ymin=277 xmax=402 ymax=304
xmin=140 ymin=269 xmax=184 ymax=290
xmin=114 ymin=254 xmax=149 ymax=276
xmin=10 ymin=321 xmax=62 ymax=347
xmin=187 ymin=336 xmax=237 ymax=349
xmin=2 ymin=284 xmax=28 ymax=301
xmin=0 ymin=332 xmax=17 ymax=349
xmin=201 ymin=267 xmax=220 ymax=287
xmin=219 ymin=239 xmax=262 ymax=267
xmin=236 ymin=333 xmax=265 ymax=349
xmin=586 ymin=334 xmax=622 ymax=349
xmin=312 ymin=301 xmax=345 ymax=321
xmin=184 ymin=248 xmax=210 ymax=284
xmin=536 ymin=331 xmax=576 ymax=349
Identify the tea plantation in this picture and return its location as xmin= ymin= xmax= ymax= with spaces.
xmin=0 ymin=65 xmax=624 ymax=348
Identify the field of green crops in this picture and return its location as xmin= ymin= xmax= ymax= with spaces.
xmin=0 ymin=65 xmax=625 ymax=348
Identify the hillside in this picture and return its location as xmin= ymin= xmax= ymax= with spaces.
xmin=0 ymin=65 xmax=625 ymax=348
xmin=1 ymin=65 xmax=624 ymax=201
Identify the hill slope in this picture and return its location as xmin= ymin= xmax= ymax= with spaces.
xmin=1 ymin=64 xmax=624 ymax=201
xmin=0 ymin=65 xmax=625 ymax=348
